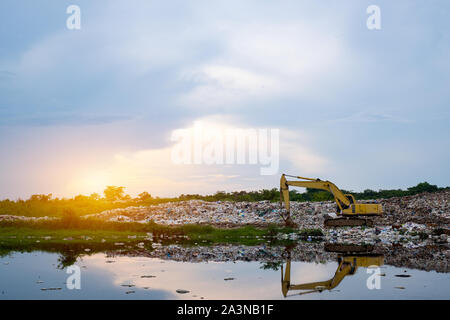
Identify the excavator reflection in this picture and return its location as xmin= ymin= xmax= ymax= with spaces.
xmin=281 ymin=245 xmax=384 ymax=297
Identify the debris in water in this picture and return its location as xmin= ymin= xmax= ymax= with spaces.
xmin=176 ymin=289 xmax=190 ymax=294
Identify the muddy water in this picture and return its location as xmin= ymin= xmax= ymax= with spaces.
xmin=0 ymin=247 xmax=449 ymax=299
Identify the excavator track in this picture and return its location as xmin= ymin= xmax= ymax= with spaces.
xmin=324 ymin=243 xmax=374 ymax=253
xmin=324 ymin=217 xmax=374 ymax=227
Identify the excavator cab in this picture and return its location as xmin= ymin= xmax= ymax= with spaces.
xmin=345 ymin=194 xmax=356 ymax=204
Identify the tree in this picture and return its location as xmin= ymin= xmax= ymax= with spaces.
xmin=138 ymin=192 xmax=152 ymax=202
xmin=122 ymin=194 xmax=132 ymax=201
xmin=103 ymin=186 xmax=125 ymax=202
xmin=73 ymin=195 xmax=89 ymax=201
xmin=89 ymin=193 xmax=100 ymax=200
xmin=29 ymin=194 xmax=52 ymax=202
xmin=407 ymin=182 xmax=438 ymax=194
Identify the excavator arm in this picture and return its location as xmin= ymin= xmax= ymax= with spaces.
xmin=281 ymin=259 xmax=352 ymax=297
xmin=280 ymin=174 xmax=352 ymax=213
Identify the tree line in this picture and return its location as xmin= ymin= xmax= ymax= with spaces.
xmin=0 ymin=182 xmax=446 ymax=217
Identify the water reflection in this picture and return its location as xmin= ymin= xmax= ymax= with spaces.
xmin=1 ymin=241 xmax=449 ymax=299
xmin=281 ymin=251 xmax=384 ymax=297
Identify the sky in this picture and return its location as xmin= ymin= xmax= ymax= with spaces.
xmin=0 ymin=0 xmax=449 ymax=199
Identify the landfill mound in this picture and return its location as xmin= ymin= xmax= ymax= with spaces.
xmin=88 ymin=189 xmax=450 ymax=230
xmin=378 ymin=190 xmax=450 ymax=226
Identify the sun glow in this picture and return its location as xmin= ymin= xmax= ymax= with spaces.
xmin=68 ymin=171 xmax=113 ymax=196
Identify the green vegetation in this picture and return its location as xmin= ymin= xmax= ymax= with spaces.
xmin=0 ymin=182 xmax=446 ymax=218
xmin=286 ymin=181 xmax=444 ymax=202
xmin=0 ymin=225 xmax=303 ymax=269
xmin=0 ymin=227 xmax=149 ymax=246
xmin=0 ymin=218 xmax=300 ymax=245
xmin=0 ymin=222 xmax=310 ymax=262
xmin=0 ymin=211 xmax=322 ymax=263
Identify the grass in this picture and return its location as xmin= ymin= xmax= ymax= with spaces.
xmin=0 ymin=224 xmax=301 ymax=264
xmin=0 ymin=227 xmax=149 ymax=246
xmin=0 ymin=219 xmax=325 ymax=268
xmin=0 ymin=218 xmax=303 ymax=247
xmin=0 ymin=211 xmax=326 ymax=261
xmin=0 ymin=216 xmax=324 ymax=252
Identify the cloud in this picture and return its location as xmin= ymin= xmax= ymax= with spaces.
xmin=0 ymin=70 xmax=16 ymax=80
xmin=329 ymin=111 xmax=412 ymax=124
xmin=178 ymin=65 xmax=281 ymax=108
xmin=0 ymin=113 xmax=133 ymax=127
xmin=0 ymin=1 xmax=449 ymax=198
xmin=279 ymin=130 xmax=328 ymax=175
xmin=177 ymin=21 xmax=352 ymax=109
xmin=72 ymin=116 xmax=328 ymax=197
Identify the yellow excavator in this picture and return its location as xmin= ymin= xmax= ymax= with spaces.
xmin=281 ymin=253 xmax=384 ymax=297
xmin=280 ymin=174 xmax=383 ymax=227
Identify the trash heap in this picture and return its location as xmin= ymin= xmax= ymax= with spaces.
xmin=88 ymin=190 xmax=449 ymax=231
xmin=0 ymin=215 xmax=56 ymax=222
xmin=88 ymin=200 xmax=287 ymax=226
xmin=323 ymin=222 xmax=437 ymax=248
xmin=82 ymin=190 xmax=450 ymax=247
xmin=87 ymin=199 xmax=340 ymax=228
xmin=378 ymin=190 xmax=450 ymax=226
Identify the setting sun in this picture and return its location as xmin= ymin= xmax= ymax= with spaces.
xmin=68 ymin=171 xmax=112 ymax=196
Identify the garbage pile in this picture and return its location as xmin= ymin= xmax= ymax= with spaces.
xmin=278 ymin=221 xmax=448 ymax=248
xmin=88 ymin=199 xmax=342 ymax=228
xmin=88 ymin=200 xmax=287 ymax=227
xmin=88 ymin=190 xmax=449 ymax=231
xmin=0 ymin=215 xmax=56 ymax=222
xmin=378 ymin=190 xmax=450 ymax=226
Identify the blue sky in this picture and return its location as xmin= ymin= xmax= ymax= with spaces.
xmin=0 ymin=1 xmax=449 ymax=199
